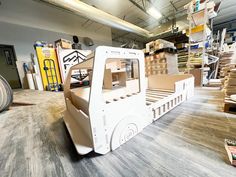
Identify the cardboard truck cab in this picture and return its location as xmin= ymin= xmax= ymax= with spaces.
xmin=63 ymin=46 xmax=194 ymax=155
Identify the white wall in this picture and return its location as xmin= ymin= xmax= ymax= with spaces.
xmin=0 ymin=21 xmax=106 ymax=62
xmin=0 ymin=22 xmax=64 ymax=61
xmin=0 ymin=0 xmax=112 ymax=88
xmin=0 ymin=0 xmax=112 ymax=62
xmin=0 ymin=0 xmax=112 ymax=44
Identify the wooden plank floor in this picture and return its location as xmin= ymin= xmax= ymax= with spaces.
xmin=0 ymin=88 xmax=236 ymax=177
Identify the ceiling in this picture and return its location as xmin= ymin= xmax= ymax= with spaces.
xmin=214 ymin=0 xmax=236 ymax=27
xmin=80 ymin=0 xmax=191 ymax=43
xmin=81 ymin=0 xmax=189 ymax=30
xmin=38 ymin=0 xmax=236 ymax=45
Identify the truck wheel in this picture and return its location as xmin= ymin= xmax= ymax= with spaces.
xmin=0 ymin=75 xmax=13 ymax=112
xmin=111 ymin=115 xmax=140 ymax=151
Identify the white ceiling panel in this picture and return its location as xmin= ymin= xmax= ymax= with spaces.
xmin=214 ymin=0 xmax=236 ymax=24
xmin=45 ymin=0 xmax=236 ymax=42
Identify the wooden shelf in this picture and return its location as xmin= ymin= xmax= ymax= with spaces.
xmin=103 ymin=69 xmax=127 ymax=90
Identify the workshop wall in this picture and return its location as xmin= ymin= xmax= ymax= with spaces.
xmin=0 ymin=0 xmax=112 ymax=88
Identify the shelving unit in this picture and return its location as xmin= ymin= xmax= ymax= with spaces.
xmin=186 ymin=0 xmax=216 ymax=86
xmin=177 ymin=48 xmax=188 ymax=73
xmin=166 ymin=35 xmax=189 ymax=73
xmin=103 ymin=69 xmax=127 ymax=89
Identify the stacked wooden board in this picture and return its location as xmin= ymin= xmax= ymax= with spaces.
xmin=0 ymin=75 xmax=13 ymax=112
xmin=177 ymin=48 xmax=188 ymax=73
xmin=208 ymin=79 xmax=222 ymax=87
xmin=224 ymin=68 xmax=236 ymax=96
xmin=222 ymin=66 xmax=236 ymax=112
xmin=219 ymin=52 xmax=235 ymax=78
xmin=221 ymin=64 xmax=236 ymax=88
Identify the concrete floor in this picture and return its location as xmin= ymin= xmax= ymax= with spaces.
xmin=0 ymin=88 xmax=236 ymax=177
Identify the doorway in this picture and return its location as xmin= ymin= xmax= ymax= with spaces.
xmin=0 ymin=45 xmax=21 ymax=89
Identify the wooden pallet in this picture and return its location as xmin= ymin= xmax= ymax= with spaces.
xmin=224 ymin=97 xmax=236 ymax=113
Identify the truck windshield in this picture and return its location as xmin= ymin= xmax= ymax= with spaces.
xmin=102 ymin=58 xmax=140 ymax=103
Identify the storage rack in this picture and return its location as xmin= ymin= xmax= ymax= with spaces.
xmin=186 ymin=0 xmax=214 ymax=86
xmin=177 ymin=47 xmax=188 ymax=73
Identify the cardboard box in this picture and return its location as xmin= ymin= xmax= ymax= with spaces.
xmin=55 ymin=39 xmax=72 ymax=49
xmin=190 ymin=68 xmax=202 ymax=86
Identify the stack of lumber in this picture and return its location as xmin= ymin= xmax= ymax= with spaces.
xmin=219 ymin=51 xmax=235 ymax=78
xmin=0 ymin=75 xmax=13 ymax=112
xmin=209 ymin=64 xmax=236 ymax=88
xmin=223 ymin=67 xmax=236 ymax=112
xmin=221 ymin=64 xmax=236 ymax=89
xmin=224 ymin=68 xmax=236 ymax=96
xmin=188 ymin=52 xmax=204 ymax=67
xmin=208 ymin=79 xmax=222 ymax=87
xmin=177 ymin=48 xmax=188 ymax=73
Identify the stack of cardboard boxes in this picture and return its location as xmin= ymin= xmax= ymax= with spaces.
xmin=144 ymin=39 xmax=179 ymax=76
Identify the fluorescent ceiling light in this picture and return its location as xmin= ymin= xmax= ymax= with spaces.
xmin=147 ymin=7 xmax=162 ymax=20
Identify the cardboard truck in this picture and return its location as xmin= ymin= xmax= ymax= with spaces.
xmin=63 ymin=46 xmax=194 ymax=155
